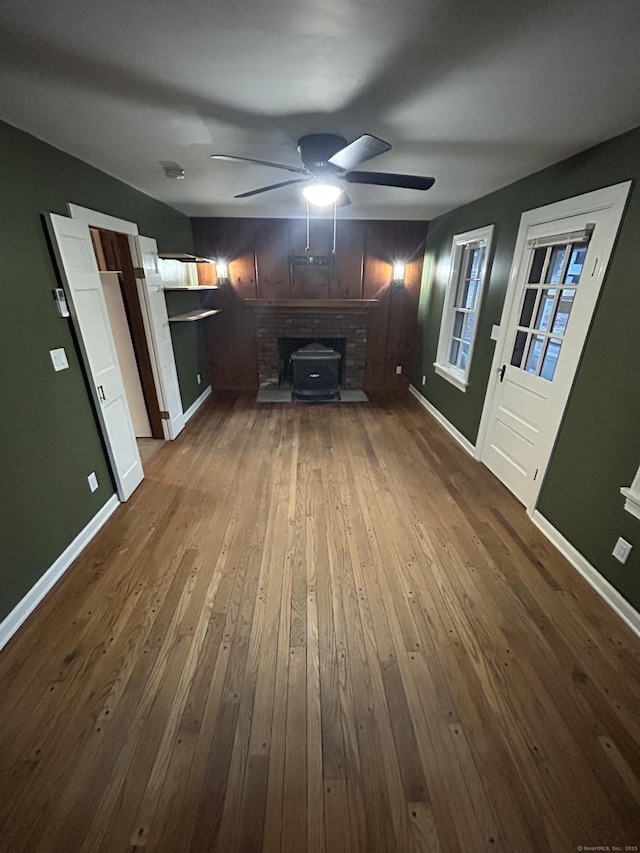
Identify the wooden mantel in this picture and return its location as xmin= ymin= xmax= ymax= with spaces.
xmin=245 ymin=299 xmax=378 ymax=313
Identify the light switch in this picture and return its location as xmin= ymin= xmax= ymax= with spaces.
xmin=50 ymin=348 xmax=69 ymax=371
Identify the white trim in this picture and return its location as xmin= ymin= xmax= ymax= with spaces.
xmin=0 ymin=496 xmax=119 ymax=652
xmin=184 ymin=385 xmax=212 ymax=423
xmin=433 ymin=362 xmax=468 ymax=392
xmin=621 ymin=487 xmax=640 ymax=521
xmin=409 ymin=385 xmax=477 ymax=458
xmin=67 ymin=204 xmax=139 ymax=235
xmin=531 ymin=510 xmax=640 ymax=639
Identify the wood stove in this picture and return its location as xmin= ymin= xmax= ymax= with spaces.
xmin=291 ymin=342 xmax=341 ymax=402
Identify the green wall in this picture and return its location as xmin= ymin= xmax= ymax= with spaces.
xmin=413 ymin=126 xmax=640 ymax=612
xmin=0 ymin=120 xmax=194 ymax=622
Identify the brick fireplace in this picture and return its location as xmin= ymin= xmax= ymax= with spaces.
xmin=246 ymin=299 xmax=377 ymax=390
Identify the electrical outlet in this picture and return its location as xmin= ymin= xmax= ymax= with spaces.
xmin=87 ymin=472 xmax=99 ymax=493
xmin=395 ymin=365 xmax=403 ymax=375
xmin=422 ymin=375 xmax=426 ymax=386
xmin=612 ymin=537 xmax=632 ymax=564
xmin=197 ymin=373 xmax=202 ymax=384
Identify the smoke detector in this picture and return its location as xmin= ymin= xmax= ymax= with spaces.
xmin=160 ymin=160 xmax=185 ymax=180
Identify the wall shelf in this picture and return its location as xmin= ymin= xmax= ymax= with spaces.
xmin=158 ymin=253 xmax=213 ymax=264
xmin=168 ymin=308 xmax=221 ymax=323
xmin=163 ymin=285 xmax=219 ymax=291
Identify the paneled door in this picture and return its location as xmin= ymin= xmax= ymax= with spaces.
xmin=479 ymin=182 xmax=630 ymax=511
xmin=47 ymin=213 xmax=144 ymax=501
xmin=131 ymin=236 xmax=185 ymax=440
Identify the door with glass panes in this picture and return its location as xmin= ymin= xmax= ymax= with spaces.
xmin=480 ymin=184 xmax=630 ymax=510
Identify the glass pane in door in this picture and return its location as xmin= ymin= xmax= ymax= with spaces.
xmin=533 ymin=288 xmax=556 ymax=331
xmin=564 ymin=242 xmax=588 ymax=284
xmin=525 ymin=335 xmax=545 ymax=374
xmin=546 ymin=245 xmax=567 ymax=283
xmin=551 ymin=288 xmax=575 ymax=335
xmin=540 ymin=338 xmax=562 ymax=380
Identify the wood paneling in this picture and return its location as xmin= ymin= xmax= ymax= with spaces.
xmin=191 ymin=218 xmax=427 ymax=390
xmin=2 ymin=391 xmax=640 ymax=851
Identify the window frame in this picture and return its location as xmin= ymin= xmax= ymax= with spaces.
xmin=434 ymin=224 xmax=495 ymax=392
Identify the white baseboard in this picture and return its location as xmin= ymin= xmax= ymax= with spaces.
xmin=531 ymin=510 xmax=640 ymax=639
xmin=0 ymin=495 xmax=120 ymax=652
xmin=184 ymin=385 xmax=212 ymax=423
xmin=409 ymin=384 xmax=477 ymax=458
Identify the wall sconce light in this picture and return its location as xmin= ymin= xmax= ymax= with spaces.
xmin=391 ymin=261 xmax=407 ymax=286
xmin=215 ymin=260 xmax=229 ymax=281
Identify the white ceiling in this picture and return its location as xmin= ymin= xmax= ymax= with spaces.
xmin=1 ymin=0 xmax=639 ymax=221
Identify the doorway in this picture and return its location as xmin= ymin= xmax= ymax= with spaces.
xmin=48 ymin=205 xmax=185 ymax=501
xmin=89 ymin=227 xmax=165 ymax=444
xmin=478 ymin=182 xmax=630 ymax=513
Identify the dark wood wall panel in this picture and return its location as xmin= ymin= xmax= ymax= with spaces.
xmin=191 ymin=217 xmax=427 ymax=390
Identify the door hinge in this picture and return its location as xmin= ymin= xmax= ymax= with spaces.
xmin=133 ymin=266 xmax=145 ymax=278
xmin=159 ymin=411 xmax=170 ymax=420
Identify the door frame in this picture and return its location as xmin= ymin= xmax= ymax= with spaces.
xmin=46 ymin=213 xmax=144 ymax=501
xmin=476 ymin=181 xmax=631 ymax=514
xmin=67 ymin=204 xmax=184 ymax=441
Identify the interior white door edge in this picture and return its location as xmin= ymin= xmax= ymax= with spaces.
xmin=131 ymin=235 xmax=185 ymax=440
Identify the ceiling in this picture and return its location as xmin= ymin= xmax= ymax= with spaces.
xmin=1 ymin=0 xmax=639 ymax=221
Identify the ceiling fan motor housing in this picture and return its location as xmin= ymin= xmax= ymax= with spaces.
xmin=297 ymin=134 xmax=347 ymax=170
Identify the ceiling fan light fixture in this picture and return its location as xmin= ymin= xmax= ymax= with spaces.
xmin=301 ymin=182 xmax=342 ymax=207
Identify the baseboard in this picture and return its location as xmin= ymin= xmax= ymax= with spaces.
xmin=531 ymin=510 xmax=640 ymax=639
xmin=184 ymin=385 xmax=212 ymax=423
xmin=0 ymin=495 xmax=120 ymax=652
xmin=409 ymin=384 xmax=477 ymax=458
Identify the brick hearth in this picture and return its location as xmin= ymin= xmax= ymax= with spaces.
xmin=246 ymin=300 xmax=377 ymax=390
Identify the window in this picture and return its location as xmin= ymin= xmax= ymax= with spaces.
xmin=434 ymin=225 xmax=494 ymax=391
xmin=509 ymin=229 xmax=591 ymax=383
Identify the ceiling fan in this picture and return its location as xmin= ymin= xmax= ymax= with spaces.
xmin=211 ymin=133 xmax=435 ymax=206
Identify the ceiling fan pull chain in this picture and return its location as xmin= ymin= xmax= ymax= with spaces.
xmin=332 ymin=201 xmax=337 ymax=254
xmin=305 ymin=199 xmax=310 ymax=252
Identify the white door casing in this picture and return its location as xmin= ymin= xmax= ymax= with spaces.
xmin=478 ymin=182 xmax=631 ymax=512
xmin=47 ymin=214 xmax=144 ymax=501
xmin=131 ymin=236 xmax=185 ymax=440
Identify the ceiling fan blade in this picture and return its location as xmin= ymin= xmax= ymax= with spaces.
xmin=234 ymin=178 xmax=307 ymax=198
xmin=344 ymin=171 xmax=436 ymax=191
xmin=327 ymin=134 xmax=392 ymax=171
xmin=211 ymin=154 xmax=307 ymax=175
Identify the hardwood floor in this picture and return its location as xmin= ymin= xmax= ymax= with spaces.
xmin=1 ymin=390 xmax=640 ymax=852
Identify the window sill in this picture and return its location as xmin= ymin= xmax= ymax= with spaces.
xmin=433 ymin=363 xmax=468 ymax=392
xmin=621 ymin=487 xmax=640 ymax=522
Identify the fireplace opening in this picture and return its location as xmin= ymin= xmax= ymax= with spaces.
xmin=277 ymin=337 xmax=346 ymax=388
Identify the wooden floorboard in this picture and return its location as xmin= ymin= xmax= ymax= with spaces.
xmin=1 ymin=390 xmax=640 ymax=852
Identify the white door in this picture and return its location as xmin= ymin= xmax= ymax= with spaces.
xmin=479 ymin=182 xmax=630 ymax=511
xmin=47 ymin=214 xmax=144 ymax=500
xmin=131 ymin=236 xmax=185 ymax=440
